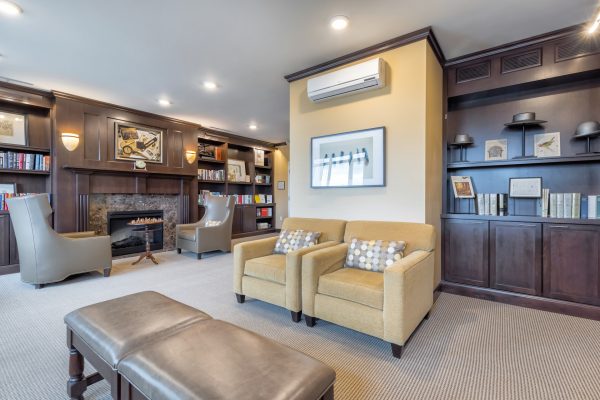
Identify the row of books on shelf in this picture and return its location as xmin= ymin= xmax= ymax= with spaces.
xmin=476 ymin=194 xmax=509 ymax=216
xmin=198 ymin=191 xmax=273 ymax=206
xmin=543 ymin=192 xmax=600 ymax=219
xmin=257 ymin=207 xmax=273 ymax=217
xmin=254 ymin=194 xmax=273 ymax=204
xmin=232 ymin=194 xmax=254 ymax=205
xmin=255 ymin=174 xmax=271 ymax=184
xmin=257 ymin=222 xmax=272 ymax=230
xmin=0 ymin=152 xmax=50 ymax=171
xmin=198 ymin=169 xmax=224 ymax=181
xmin=1 ymin=193 xmax=50 ymax=210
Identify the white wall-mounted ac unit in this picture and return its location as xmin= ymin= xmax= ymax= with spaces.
xmin=307 ymin=58 xmax=386 ymax=103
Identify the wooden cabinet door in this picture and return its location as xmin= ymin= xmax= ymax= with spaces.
xmin=242 ymin=206 xmax=257 ymax=233
xmin=0 ymin=215 xmax=10 ymax=266
xmin=232 ymin=207 xmax=243 ymax=234
xmin=490 ymin=221 xmax=542 ymax=295
xmin=543 ymin=224 xmax=600 ymax=306
xmin=443 ymin=219 xmax=489 ymax=287
xmin=9 ymin=219 xmax=18 ymax=265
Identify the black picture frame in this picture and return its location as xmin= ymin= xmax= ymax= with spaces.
xmin=0 ymin=182 xmax=17 ymax=194
xmin=310 ymin=126 xmax=386 ymax=188
xmin=509 ymin=177 xmax=543 ymax=198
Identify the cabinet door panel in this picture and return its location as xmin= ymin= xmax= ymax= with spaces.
xmin=543 ymin=224 xmax=600 ymax=306
xmin=242 ymin=206 xmax=257 ymax=233
xmin=0 ymin=215 xmax=10 ymax=266
xmin=443 ymin=219 xmax=489 ymax=287
xmin=9 ymin=219 xmax=18 ymax=265
xmin=491 ymin=222 xmax=542 ymax=295
xmin=232 ymin=207 xmax=243 ymax=234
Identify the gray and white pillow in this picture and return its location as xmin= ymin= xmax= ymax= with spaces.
xmin=345 ymin=238 xmax=406 ymax=272
xmin=273 ymin=229 xmax=321 ymax=255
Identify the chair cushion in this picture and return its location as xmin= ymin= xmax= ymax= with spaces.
xmin=118 ymin=319 xmax=336 ymax=400
xmin=345 ymin=237 xmax=405 ymax=272
xmin=273 ymin=229 xmax=321 ymax=254
xmin=318 ymin=268 xmax=384 ymax=310
xmin=178 ymin=228 xmax=196 ymax=241
xmin=64 ymin=291 xmax=211 ymax=368
xmin=244 ymin=254 xmax=286 ymax=284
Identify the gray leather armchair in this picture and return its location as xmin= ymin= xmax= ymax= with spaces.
xmin=7 ymin=194 xmax=112 ymax=289
xmin=176 ymin=195 xmax=235 ymax=259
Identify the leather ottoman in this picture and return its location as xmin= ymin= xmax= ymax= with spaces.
xmin=64 ymin=291 xmax=211 ymax=400
xmin=118 ymin=319 xmax=336 ymax=400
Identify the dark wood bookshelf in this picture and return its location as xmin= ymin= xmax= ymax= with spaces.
xmin=0 ymin=144 xmax=51 ymax=153
xmin=198 ymin=180 xmax=225 ymax=184
xmin=448 ymin=154 xmax=600 ymax=170
xmin=0 ymin=168 xmax=50 ymax=175
xmin=442 ymin=213 xmax=600 ymax=226
xmin=198 ymin=158 xmax=226 ymax=164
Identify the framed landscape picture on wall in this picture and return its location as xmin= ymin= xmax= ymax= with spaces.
xmin=311 ymin=127 xmax=385 ymax=188
xmin=0 ymin=110 xmax=27 ymax=146
xmin=115 ymin=122 xmax=163 ymax=163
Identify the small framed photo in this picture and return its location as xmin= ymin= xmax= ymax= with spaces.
xmin=509 ymin=177 xmax=542 ymax=198
xmin=451 ymin=176 xmax=475 ymax=198
xmin=485 ymin=139 xmax=508 ymax=161
xmin=534 ymin=132 xmax=560 ymax=158
xmin=277 ymin=181 xmax=285 ymax=190
xmin=0 ymin=183 xmax=16 ymax=194
xmin=254 ymin=149 xmax=265 ymax=167
xmin=227 ymin=159 xmax=246 ymax=182
xmin=0 ymin=111 xmax=27 ymax=146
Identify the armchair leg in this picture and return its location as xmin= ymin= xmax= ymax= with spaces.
xmin=305 ymin=316 xmax=316 ymax=327
xmin=291 ymin=311 xmax=302 ymax=323
xmin=197 ymin=253 xmax=202 ymax=260
xmin=177 ymin=248 xmax=181 ymax=254
xmin=424 ymin=311 xmax=430 ymax=320
xmin=103 ymin=268 xmax=111 ymax=277
xmin=235 ymin=294 xmax=245 ymax=304
xmin=34 ymin=284 xmax=44 ymax=289
xmin=391 ymin=343 xmax=403 ymax=359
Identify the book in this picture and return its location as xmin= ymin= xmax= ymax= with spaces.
xmin=484 ymin=194 xmax=490 ymax=215
xmin=498 ymin=194 xmax=508 ymax=216
xmin=543 ymin=189 xmax=550 ymax=218
xmin=588 ymin=195 xmax=597 ymax=219
xmin=557 ymin=194 xmax=564 ymax=218
xmin=550 ymin=193 xmax=557 ymax=218
xmin=476 ymin=194 xmax=485 ymax=215
xmin=572 ymin=193 xmax=581 ymax=219
xmin=564 ymin=193 xmax=572 ymax=219
xmin=490 ymin=194 xmax=498 ymax=216
xmin=581 ymin=196 xmax=588 ymax=219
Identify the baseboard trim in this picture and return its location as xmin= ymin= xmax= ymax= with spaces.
xmin=440 ymin=281 xmax=600 ymax=321
xmin=0 ymin=264 xmax=19 ymax=276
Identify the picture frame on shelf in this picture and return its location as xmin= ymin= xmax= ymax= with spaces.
xmin=227 ymin=159 xmax=246 ymax=182
xmin=0 ymin=111 xmax=27 ymax=146
xmin=254 ymin=149 xmax=265 ymax=166
xmin=509 ymin=177 xmax=542 ymax=198
xmin=311 ymin=126 xmax=385 ymax=188
xmin=115 ymin=122 xmax=163 ymax=163
xmin=534 ymin=132 xmax=561 ymax=158
xmin=450 ymin=176 xmax=475 ymax=198
xmin=485 ymin=139 xmax=508 ymax=161
xmin=0 ymin=183 xmax=16 ymax=194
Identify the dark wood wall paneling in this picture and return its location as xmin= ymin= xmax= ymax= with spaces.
xmin=441 ymin=24 xmax=600 ymax=320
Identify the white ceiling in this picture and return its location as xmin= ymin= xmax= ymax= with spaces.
xmin=0 ymin=0 xmax=596 ymax=142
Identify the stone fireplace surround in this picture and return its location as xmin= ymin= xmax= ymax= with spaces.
xmin=88 ymin=194 xmax=179 ymax=251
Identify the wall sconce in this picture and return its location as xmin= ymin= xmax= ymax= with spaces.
xmin=61 ymin=132 xmax=80 ymax=152
xmin=185 ymin=150 xmax=197 ymax=164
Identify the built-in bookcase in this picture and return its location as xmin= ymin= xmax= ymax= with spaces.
xmin=197 ymin=133 xmax=275 ymax=239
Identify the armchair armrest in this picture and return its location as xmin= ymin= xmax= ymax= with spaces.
xmin=285 ymin=241 xmax=339 ymax=312
xmin=383 ymin=250 xmax=434 ymax=345
xmin=233 ymin=236 xmax=279 ymax=294
xmin=60 ymin=231 xmax=97 ymax=239
xmin=301 ymin=243 xmax=348 ymax=316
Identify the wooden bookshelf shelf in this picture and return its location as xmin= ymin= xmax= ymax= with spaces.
xmin=254 ymin=183 xmax=272 ymax=186
xmin=442 ymin=213 xmax=600 ymax=226
xmin=0 ymin=144 xmax=51 ymax=153
xmin=198 ymin=158 xmax=225 ymax=164
xmin=255 ymin=203 xmax=275 ymax=207
xmin=254 ymin=165 xmax=272 ymax=170
xmin=447 ymin=154 xmax=600 ymax=170
xmin=0 ymin=168 xmax=50 ymax=175
xmin=198 ymin=180 xmax=225 ymax=184
xmin=228 ymin=181 xmax=253 ymax=185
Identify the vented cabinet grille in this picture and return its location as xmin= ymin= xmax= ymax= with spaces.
xmin=556 ymin=39 xmax=600 ymax=62
xmin=456 ymin=62 xmax=490 ymax=84
xmin=502 ymin=49 xmax=542 ymax=73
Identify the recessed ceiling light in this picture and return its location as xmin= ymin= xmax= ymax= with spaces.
xmin=158 ymin=99 xmax=171 ymax=107
xmin=589 ymin=12 xmax=600 ymax=34
xmin=0 ymin=1 xmax=23 ymax=16
xmin=330 ymin=15 xmax=349 ymax=31
xmin=203 ymin=81 xmax=217 ymax=90
xmin=249 ymin=124 xmax=258 ymax=130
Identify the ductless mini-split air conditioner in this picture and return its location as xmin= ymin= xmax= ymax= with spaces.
xmin=307 ymin=58 xmax=386 ymax=102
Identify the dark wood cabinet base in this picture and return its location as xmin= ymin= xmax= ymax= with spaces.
xmin=440 ymin=281 xmax=600 ymax=321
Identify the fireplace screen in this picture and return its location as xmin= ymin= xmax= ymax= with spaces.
xmin=107 ymin=210 xmax=164 ymax=256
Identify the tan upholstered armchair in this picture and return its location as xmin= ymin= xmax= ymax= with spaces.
xmin=176 ymin=195 xmax=235 ymax=259
xmin=233 ymin=218 xmax=346 ymax=322
xmin=301 ymin=221 xmax=435 ymax=358
xmin=7 ymin=194 xmax=112 ymax=289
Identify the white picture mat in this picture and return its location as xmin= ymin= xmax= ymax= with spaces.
xmin=485 ymin=139 xmax=508 ymax=161
xmin=534 ymin=132 xmax=561 ymax=158
xmin=450 ymin=176 xmax=475 ymax=198
xmin=509 ymin=178 xmax=542 ymax=198
xmin=311 ymin=127 xmax=385 ymax=188
xmin=0 ymin=111 xmax=26 ymax=145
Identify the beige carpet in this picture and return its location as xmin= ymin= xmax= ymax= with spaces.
xmin=1 ymin=251 xmax=599 ymax=400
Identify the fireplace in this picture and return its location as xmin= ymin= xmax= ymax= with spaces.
xmin=107 ymin=210 xmax=164 ymax=256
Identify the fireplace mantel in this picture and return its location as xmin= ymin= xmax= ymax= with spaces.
xmin=63 ymin=164 xmax=197 ymax=178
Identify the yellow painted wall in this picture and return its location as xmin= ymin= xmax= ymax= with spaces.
xmin=274 ymin=145 xmax=289 ymax=229
xmin=288 ymin=39 xmax=443 ymax=283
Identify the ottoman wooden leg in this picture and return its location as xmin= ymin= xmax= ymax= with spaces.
xmin=291 ymin=311 xmax=302 ymax=323
xmin=103 ymin=268 xmax=112 ymax=277
xmin=305 ymin=316 xmax=317 ymax=327
xmin=236 ymin=294 xmax=245 ymax=304
xmin=67 ymin=347 xmax=86 ymax=400
xmin=321 ymin=386 xmax=334 ymax=400
xmin=177 ymin=248 xmax=182 ymax=254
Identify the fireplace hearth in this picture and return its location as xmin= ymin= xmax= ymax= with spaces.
xmin=107 ymin=210 xmax=164 ymax=256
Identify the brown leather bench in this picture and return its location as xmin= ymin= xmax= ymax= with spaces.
xmin=65 ymin=291 xmax=335 ymax=400
xmin=64 ymin=291 xmax=211 ymax=399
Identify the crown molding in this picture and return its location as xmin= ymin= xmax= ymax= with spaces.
xmin=284 ymin=26 xmax=445 ymax=82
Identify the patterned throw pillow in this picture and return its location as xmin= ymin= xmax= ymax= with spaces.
xmin=205 ymin=220 xmax=222 ymax=227
xmin=345 ymin=238 xmax=406 ymax=272
xmin=273 ymin=229 xmax=321 ymax=255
